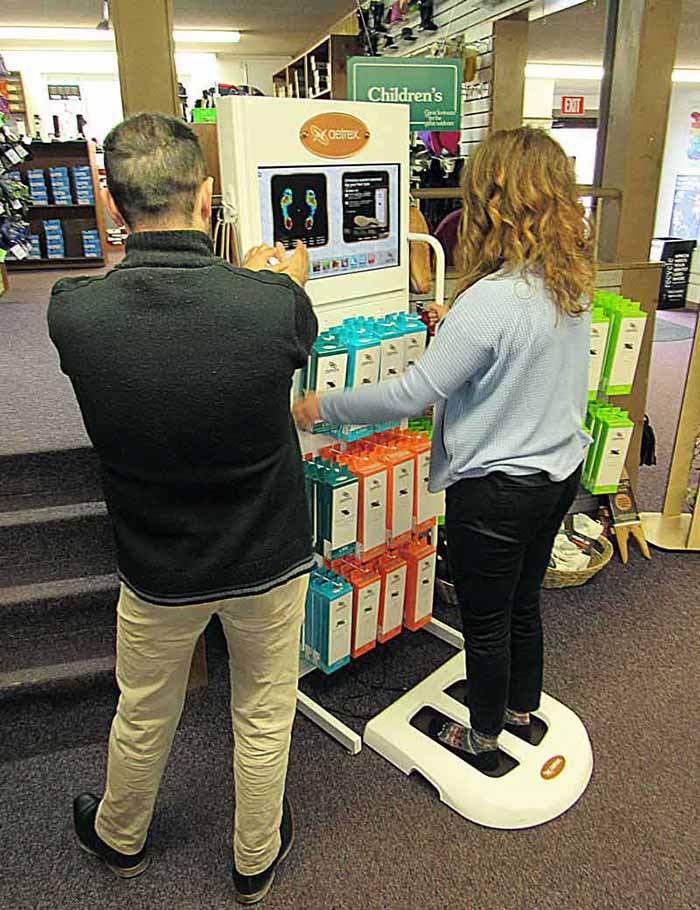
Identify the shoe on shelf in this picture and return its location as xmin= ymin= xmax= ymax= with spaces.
xmin=233 ymin=795 xmax=295 ymax=906
xmin=73 ymin=793 xmax=150 ymax=879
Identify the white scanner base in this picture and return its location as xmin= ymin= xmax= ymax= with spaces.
xmin=364 ymin=651 xmax=593 ymax=829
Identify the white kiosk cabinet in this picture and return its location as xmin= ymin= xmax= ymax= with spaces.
xmin=216 ymin=96 xmax=411 ymax=330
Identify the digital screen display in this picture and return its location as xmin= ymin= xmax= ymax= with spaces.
xmin=258 ymin=163 xmax=400 ymax=280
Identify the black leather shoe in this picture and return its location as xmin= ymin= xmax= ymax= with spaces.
xmin=73 ymin=793 xmax=150 ymax=879
xmin=233 ymin=795 xmax=295 ymax=906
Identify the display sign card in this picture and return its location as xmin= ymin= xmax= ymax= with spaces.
xmin=347 ymin=57 xmax=463 ymax=131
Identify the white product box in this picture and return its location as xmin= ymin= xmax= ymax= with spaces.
xmin=608 ymin=316 xmax=646 ymax=392
xmin=326 ymin=591 xmax=352 ymax=667
xmin=391 ymin=460 xmax=415 ymax=539
xmin=351 ymin=344 xmax=381 ymax=388
xmin=314 ymin=351 xmax=348 ymax=393
xmin=404 ymin=330 xmax=427 ymax=369
xmin=362 ymin=471 xmax=388 ymax=553
xmin=415 ymin=451 xmax=442 ymax=525
xmin=413 ymin=551 xmax=437 ymax=624
xmin=380 ymin=565 xmax=407 ymax=637
xmin=354 ymin=580 xmax=381 ymax=653
xmin=379 ymin=337 xmax=405 ymax=381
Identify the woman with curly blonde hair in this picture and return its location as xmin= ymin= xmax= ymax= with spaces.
xmin=294 ymin=127 xmax=594 ymax=772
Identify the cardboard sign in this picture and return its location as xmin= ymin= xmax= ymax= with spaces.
xmin=348 ymin=57 xmax=463 ymax=131
xmin=608 ymin=476 xmax=641 ymax=526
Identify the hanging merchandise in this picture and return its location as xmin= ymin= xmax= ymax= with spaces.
xmin=0 ymin=110 xmax=33 ymax=265
xmin=376 ymin=434 xmax=415 ymax=545
xmin=640 ymin=415 xmax=657 ymax=467
xmin=356 ymin=1 xmax=381 ymax=56
xmin=582 ymin=404 xmax=635 ymax=495
xmin=401 ymin=537 xmax=437 ymax=631
xmin=371 ymin=1 xmax=388 ymax=33
xmin=588 ymin=305 xmax=611 ymax=400
xmin=345 ymin=559 xmax=383 ymax=658
xmin=594 ymin=291 xmax=647 ymax=396
xmin=377 ymin=550 xmax=408 ymax=643
xmin=419 ymin=0 xmax=439 ymax=31
xmin=339 ymin=447 xmax=388 ymax=561
xmin=389 ymin=1 xmax=403 ymax=24
xmin=303 ymin=568 xmax=353 ymax=674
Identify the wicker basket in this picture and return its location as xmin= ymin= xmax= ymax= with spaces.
xmin=543 ymin=535 xmax=614 ymax=590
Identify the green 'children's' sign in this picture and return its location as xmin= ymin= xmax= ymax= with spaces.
xmin=347 ymin=57 xmax=463 ymax=131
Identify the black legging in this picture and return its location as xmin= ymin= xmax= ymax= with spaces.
xmin=445 ymin=465 xmax=582 ymax=737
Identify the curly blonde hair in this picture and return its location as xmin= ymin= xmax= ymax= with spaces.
xmin=451 ymin=127 xmax=595 ymax=316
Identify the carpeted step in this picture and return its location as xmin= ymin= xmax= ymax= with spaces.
xmin=0 ymin=502 xmax=116 ymax=587
xmin=0 ymin=573 xmax=118 ymax=635
xmin=0 ymin=446 xmax=102 ymax=512
xmin=0 ymin=653 xmax=116 ymax=701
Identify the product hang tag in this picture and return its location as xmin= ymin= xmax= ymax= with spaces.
xmin=5 ymin=147 xmax=21 ymax=165
xmin=9 ymin=243 xmax=29 ymax=260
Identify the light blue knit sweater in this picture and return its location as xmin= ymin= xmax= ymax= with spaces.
xmin=319 ymin=270 xmax=591 ymax=492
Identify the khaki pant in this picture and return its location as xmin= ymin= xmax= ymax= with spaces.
xmin=95 ymin=574 xmax=307 ymax=875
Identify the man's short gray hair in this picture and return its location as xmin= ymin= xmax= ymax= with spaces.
xmin=104 ymin=112 xmax=207 ymax=227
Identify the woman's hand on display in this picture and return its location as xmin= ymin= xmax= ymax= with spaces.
xmin=272 ymin=240 xmax=310 ymax=288
xmin=426 ymin=303 xmax=448 ymax=327
xmin=242 ymin=244 xmax=278 ymax=271
xmin=293 ymin=392 xmax=322 ymax=431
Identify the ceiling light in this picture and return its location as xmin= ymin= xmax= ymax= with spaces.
xmin=174 ymin=30 xmax=241 ymax=43
xmin=0 ymin=26 xmax=241 ymax=44
xmin=526 ymin=64 xmax=605 ymax=80
xmin=0 ymin=27 xmax=114 ymax=42
xmin=672 ymin=69 xmax=700 ymax=83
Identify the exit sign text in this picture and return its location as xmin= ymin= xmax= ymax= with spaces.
xmin=562 ymin=95 xmax=585 ymax=115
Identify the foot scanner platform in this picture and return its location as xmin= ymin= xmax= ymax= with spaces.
xmin=364 ymin=651 xmax=593 ymax=829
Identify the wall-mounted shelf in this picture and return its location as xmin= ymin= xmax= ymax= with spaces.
xmin=272 ymin=34 xmax=362 ymax=101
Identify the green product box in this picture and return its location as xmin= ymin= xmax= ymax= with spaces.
xmin=192 ymin=108 xmax=217 ymax=123
xmin=586 ymin=409 xmax=634 ymax=495
xmin=582 ymin=404 xmax=620 ymax=489
xmin=588 ymin=307 xmax=611 ymax=401
xmin=597 ymin=294 xmax=647 ymax=397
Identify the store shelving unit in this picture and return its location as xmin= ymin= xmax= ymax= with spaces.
xmin=6 ymin=140 xmax=108 ymax=271
xmin=272 ymin=34 xmax=362 ymax=100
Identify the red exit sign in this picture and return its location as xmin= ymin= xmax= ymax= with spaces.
xmin=562 ymin=95 xmax=585 ymax=115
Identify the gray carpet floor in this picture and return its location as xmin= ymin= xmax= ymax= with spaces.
xmin=2 ymin=551 xmax=699 ymax=910
xmin=1 ymin=268 xmax=699 ymax=909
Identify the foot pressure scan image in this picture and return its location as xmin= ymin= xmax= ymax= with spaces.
xmin=271 ymin=172 xmax=329 ymax=250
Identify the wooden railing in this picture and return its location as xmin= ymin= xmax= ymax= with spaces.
xmin=412 ymin=186 xmax=622 ymax=263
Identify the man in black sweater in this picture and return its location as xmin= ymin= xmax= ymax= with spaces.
xmin=48 ymin=113 xmax=317 ymax=905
